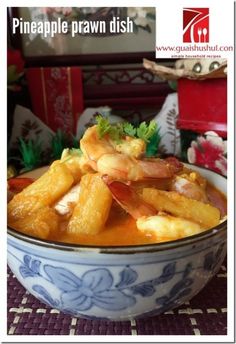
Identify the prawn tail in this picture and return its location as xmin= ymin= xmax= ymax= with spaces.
xmin=8 ymin=177 xmax=35 ymax=193
xmin=102 ymin=176 xmax=156 ymax=219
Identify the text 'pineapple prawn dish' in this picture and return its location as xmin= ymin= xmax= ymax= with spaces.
xmin=8 ymin=117 xmax=227 ymax=247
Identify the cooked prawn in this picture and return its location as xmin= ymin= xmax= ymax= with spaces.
xmin=103 ymin=178 xmax=204 ymax=241
xmin=80 ymin=125 xmax=146 ymax=161
xmin=8 ymin=177 xmax=34 ymax=194
xmin=102 ymin=176 xmax=156 ymax=219
xmin=80 ymin=125 xmax=182 ymax=181
xmin=170 ymin=174 xmax=208 ymax=203
xmin=137 ymin=213 xmax=204 ymax=240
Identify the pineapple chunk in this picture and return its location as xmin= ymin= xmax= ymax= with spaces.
xmin=8 ymin=161 xmax=74 ymax=222
xmin=142 ymin=188 xmax=220 ymax=229
xmin=68 ymin=173 xmax=112 ymax=235
xmin=9 ymin=207 xmax=59 ymax=240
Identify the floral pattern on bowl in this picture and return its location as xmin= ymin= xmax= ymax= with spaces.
xmin=8 ymin=231 xmax=226 ymax=320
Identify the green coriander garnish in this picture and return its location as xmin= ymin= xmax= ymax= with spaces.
xmin=94 ymin=114 xmax=160 ymax=154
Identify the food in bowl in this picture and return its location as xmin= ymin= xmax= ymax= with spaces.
xmin=7 ymin=164 xmax=227 ymax=320
xmin=7 ymin=118 xmax=227 ymax=320
xmin=8 ymin=118 xmax=226 ymax=246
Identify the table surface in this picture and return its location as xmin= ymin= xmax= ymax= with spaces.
xmin=7 ymin=260 xmax=227 ymax=336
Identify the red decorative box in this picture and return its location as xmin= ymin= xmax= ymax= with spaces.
xmin=177 ymin=78 xmax=227 ymax=138
xmin=26 ymin=67 xmax=84 ymax=134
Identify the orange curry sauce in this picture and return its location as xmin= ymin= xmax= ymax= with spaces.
xmin=50 ymin=182 xmax=227 ymax=247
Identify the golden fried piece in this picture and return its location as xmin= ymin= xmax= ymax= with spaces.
xmin=142 ymin=188 xmax=221 ymax=229
xmin=67 ymin=173 xmax=112 ymax=235
xmin=8 ymin=161 xmax=74 ymax=222
xmin=9 ymin=207 xmax=59 ymax=239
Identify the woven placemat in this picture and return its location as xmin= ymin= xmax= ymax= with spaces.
xmin=7 ymin=260 xmax=227 ymax=336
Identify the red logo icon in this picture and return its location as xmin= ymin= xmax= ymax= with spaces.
xmin=183 ymin=8 xmax=209 ymax=43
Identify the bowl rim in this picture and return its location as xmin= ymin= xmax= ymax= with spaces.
xmin=7 ymin=164 xmax=227 ymax=254
xmin=8 ymin=221 xmax=227 ymax=254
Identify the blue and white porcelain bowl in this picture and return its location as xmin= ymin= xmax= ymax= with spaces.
xmin=7 ymin=165 xmax=227 ymax=321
